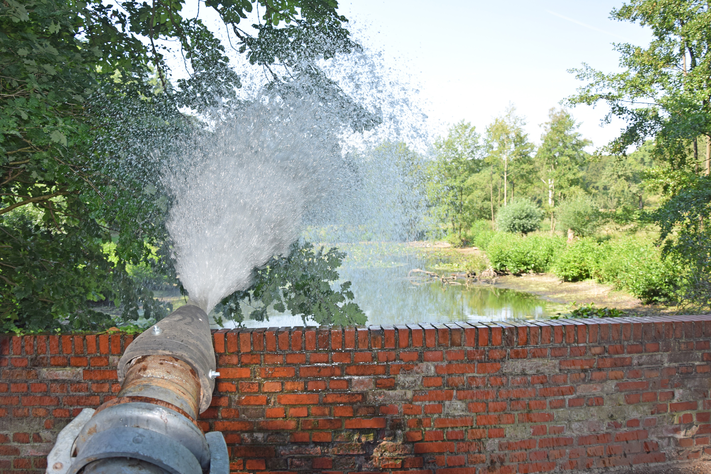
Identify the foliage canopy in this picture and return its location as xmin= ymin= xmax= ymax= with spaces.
xmin=1 ymin=0 xmax=365 ymax=332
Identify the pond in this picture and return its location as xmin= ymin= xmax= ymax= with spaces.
xmin=236 ymin=243 xmax=550 ymax=328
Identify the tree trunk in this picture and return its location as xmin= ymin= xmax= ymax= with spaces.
xmin=498 ymin=180 xmax=501 ymax=209
xmin=706 ymin=135 xmax=710 ymax=176
xmin=490 ymin=177 xmax=494 ymax=223
xmin=503 ymin=155 xmax=508 ymax=206
xmin=548 ymin=178 xmax=554 ymax=208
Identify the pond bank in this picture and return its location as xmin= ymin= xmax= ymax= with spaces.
xmin=409 ymin=241 xmax=677 ymax=317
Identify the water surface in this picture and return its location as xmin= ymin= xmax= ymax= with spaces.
xmin=236 ymin=243 xmax=549 ymax=328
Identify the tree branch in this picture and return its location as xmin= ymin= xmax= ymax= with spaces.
xmin=0 ymin=191 xmax=74 ymax=216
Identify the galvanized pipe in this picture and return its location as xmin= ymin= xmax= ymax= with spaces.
xmin=48 ymin=305 xmax=227 ymax=474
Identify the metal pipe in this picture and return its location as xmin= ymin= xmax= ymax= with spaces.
xmin=47 ymin=305 xmax=228 ymax=474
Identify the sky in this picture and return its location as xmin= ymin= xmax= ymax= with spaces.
xmin=171 ymin=0 xmax=654 ymax=151
xmin=336 ymin=0 xmax=653 ymax=149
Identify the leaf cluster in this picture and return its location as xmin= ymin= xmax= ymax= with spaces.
xmin=215 ymin=241 xmax=366 ymax=327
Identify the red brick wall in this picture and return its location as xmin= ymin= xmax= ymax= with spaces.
xmin=2 ymin=315 xmax=711 ymax=473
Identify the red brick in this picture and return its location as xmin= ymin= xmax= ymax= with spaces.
xmin=277 ymin=394 xmax=319 ymax=405
xmin=21 ymin=395 xmax=58 ymax=406
xmin=538 ymin=386 xmax=575 ymax=397
xmin=477 ymin=362 xmax=501 ymax=374
xmin=614 ymin=430 xmax=648 ymax=442
xmin=670 ymin=401 xmax=697 ymax=412
xmin=304 ymin=329 xmax=317 ymax=351
xmin=212 ymin=330 xmax=225 ymax=354
xmin=334 ymin=406 xmax=353 ymax=417
xmin=414 ymin=442 xmax=455 ymax=453
xmin=276 ymin=329 xmax=290 ymax=352
xmin=345 ymin=365 xmax=386 ymax=376
xmin=344 ymin=418 xmax=386 ymax=429
xmin=357 ymin=328 xmax=369 ymax=348
xmin=239 ymin=332 xmax=251 ymax=353
xmin=288 ymin=406 xmax=308 ymax=417
xmin=220 ymin=367 xmax=250 ymax=379
xmin=259 ymin=367 xmax=295 ymax=378
xmin=290 ymin=330 xmax=304 ymax=351
xmin=476 ymin=414 xmax=515 ymax=425
xmin=264 ymin=330 xmax=277 ymax=352
xmin=257 ymin=419 xmax=297 ymax=430
xmin=237 ymin=395 xmax=267 ymax=405
xmin=83 ymin=369 xmax=117 ymax=381
xmin=434 ymin=417 xmax=473 ymax=428
xmin=561 ymin=359 xmax=595 ymax=369
xmin=312 ymin=432 xmax=332 ymax=443
xmin=245 ymin=459 xmax=266 ymax=470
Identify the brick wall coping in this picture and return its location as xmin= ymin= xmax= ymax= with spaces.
xmin=2 ymin=314 xmax=711 ymax=357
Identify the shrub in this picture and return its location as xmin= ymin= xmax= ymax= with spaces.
xmin=496 ymin=199 xmax=545 ymax=235
xmin=551 ymin=303 xmax=625 ymax=319
xmin=465 ymin=252 xmax=489 ymax=275
xmin=445 ymin=232 xmax=467 ymax=248
xmin=486 ymin=232 xmax=564 ymax=274
xmin=556 ymin=196 xmax=601 ymax=237
xmin=553 ymin=238 xmax=607 ymax=282
xmin=467 ymin=220 xmax=496 ymax=249
xmin=597 ymin=237 xmax=683 ymax=304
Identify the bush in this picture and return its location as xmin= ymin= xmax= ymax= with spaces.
xmin=553 ymin=238 xmax=607 ymax=282
xmin=597 ymin=237 xmax=683 ymax=304
xmin=467 ymin=220 xmax=496 ymax=249
xmin=445 ymin=232 xmax=467 ymax=248
xmin=464 ymin=253 xmax=489 ymax=275
xmin=551 ymin=303 xmax=625 ymax=319
xmin=496 ymin=199 xmax=545 ymax=235
xmin=486 ymin=232 xmax=564 ymax=274
xmin=556 ymin=196 xmax=601 ymax=237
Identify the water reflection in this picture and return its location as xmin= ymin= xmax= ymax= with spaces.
xmin=340 ymin=260 xmax=547 ymax=327
xmin=237 ymin=247 xmax=548 ymax=328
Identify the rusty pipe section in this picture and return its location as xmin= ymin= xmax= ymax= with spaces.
xmin=119 ymin=355 xmax=202 ymax=419
xmin=117 ymin=304 xmax=218 ymax=414
xmin=49 ymin=305 xmax=227 ymax=474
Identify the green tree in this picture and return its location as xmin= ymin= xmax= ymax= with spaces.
xmin=584 ymin=142 xmax=657 ymax=217
xmin=428 ymin=121 xmax=483 ymax=242
xmin=556 ymin=196 xmax=601 ymax=238
xmin=568 ymin=0 xmax=711 ymax=306
xmin=496 ymin=199 xmax=544 ymax=235
xmin=535 ymin=108 xmax=590 ymax=209
xmin=0 ymin=0 xmax=362 ymax=332
xmin=484 ymin=106 xmax=535 ymax=209
xmin=569 ymin=1 xmax=711 ymax=166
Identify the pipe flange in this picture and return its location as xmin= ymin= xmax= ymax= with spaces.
xmin=46 ymin=408 xmax=95 ymax=474
xmin=68 ymin=427 xmax=202 ymax=474
xmin=205 ymin=432 xmax=229 ymax=474
xmin=75 ymin=402 xmax=210 ymax=472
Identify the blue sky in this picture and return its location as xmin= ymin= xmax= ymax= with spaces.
xmin=338 ymin=0 xmax=653 ymax=148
